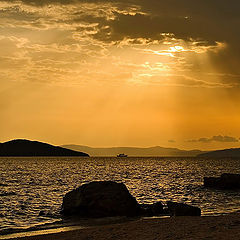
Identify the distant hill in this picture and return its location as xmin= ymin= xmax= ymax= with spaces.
xmin=197 ymin=148 xmax=240 ymax=158
xmin=0 ymin=139 xmax=89 ymax=157
xmin=62 ymin=145 xmax=204 ymax=157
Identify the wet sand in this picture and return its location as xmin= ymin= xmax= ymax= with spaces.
xmin=9 ymin=213 xmax=240 ymax=240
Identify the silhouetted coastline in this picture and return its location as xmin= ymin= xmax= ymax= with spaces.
xmin=0 ymin=139 xmax=89 ymax=157
xmin=197 ymin=148 xmax=240 ymax=158
xmin=62 ymin=144 xmax=205 ymax=157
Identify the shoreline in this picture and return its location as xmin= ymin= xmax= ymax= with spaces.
xmin=1 ymin=213 xmax=240 ymax=240
xmin=0 ymin=216 xmax=140 ymax=240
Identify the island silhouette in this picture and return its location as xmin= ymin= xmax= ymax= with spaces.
xmin=0 ymin=139 xmax=89 ymax=157
xmin=197 ymin=148 xmax=240 ymax=158
xmin=1 ymin=139 xmax=239 ymax=158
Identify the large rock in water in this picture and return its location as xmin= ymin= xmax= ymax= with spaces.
xmin=61 ymin=181 xmax=141 ymax=218
xmin=204 ymin=173 xmax=240 ymax=189
xmin=167 ymin=201 xmax=201 ymax=216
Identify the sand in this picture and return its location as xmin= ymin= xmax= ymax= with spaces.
xmin=7 ymin=213 xmax=240 ymax=240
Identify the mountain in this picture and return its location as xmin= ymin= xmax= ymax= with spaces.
xmin=197 ymin=148 xmax=240 ymax=158
xmin=61 ymin=145 xmax=204 ymax=157
xmin=0 ymin=139 xmax=89 ymax=157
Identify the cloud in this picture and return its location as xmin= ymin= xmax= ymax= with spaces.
xmin=8 ymin=0 xmax=76 ymax=6
xmin=10 ymin=0 xmax=240 ymax=42
xmin=4 ymin=0 xmax=240 ymax=44
xmin=1 ymin=0 xmax=238 ymax=50
xmin=168 ymin=139 xmax=176 ymax=143
xmin=188 ymin=135 xmax=239 ymax=143
xmin=1 ymin=0 xmax=240 ymax=87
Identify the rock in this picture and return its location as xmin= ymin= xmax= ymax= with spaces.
xmin=204 ymin=173 xmax=240 ymax=189
xmin=167 ymin=201 xmax=201 ymax=216
xmin=38 ymin=210 xmax=54 ymax=217
xmin=220 ymin=173 xmax=240 ymax=188
xmin=204 ymin=177 xmax=221 ymax=188
xmin=38 ymin=210 xmax=45 ymax=216
xmin=152 ymin=202 xmax=164 ymax=215
xmin=140 ymin=201 xmax=164 ymax=216
xmin=61 ymin=181 xmax=141 ymax=218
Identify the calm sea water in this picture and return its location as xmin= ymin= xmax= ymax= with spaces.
xmin=0 ymin=157 xmax=240 ymax=234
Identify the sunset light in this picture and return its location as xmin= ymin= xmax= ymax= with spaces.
xmin=1 ymin=1 xmax=240 ymax=239
xmin=0 ymin=0 xmax=239 ymax=150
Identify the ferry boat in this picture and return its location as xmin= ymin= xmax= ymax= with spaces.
xmin=117 ymin=153 xmax=128 ymax=157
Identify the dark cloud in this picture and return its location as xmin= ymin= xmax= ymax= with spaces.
xmin=14 ymin=0 xmax=76 ymax=6
xmin=168 ymin=139 xmax=176 ymax=143
xmin=95 ymin=13 xmax=193 ymax=42
xmin=3 ymin=0 xmax=240 ymax=76
xmin=188 ymin=135 xmax=239 ymax=143
xmin=6 ymin=1 xmax=240 ymax=45
xmin=74 ymin=1 xmax=240 ymax=75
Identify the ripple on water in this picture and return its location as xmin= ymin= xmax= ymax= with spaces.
xmin=0 ymin=156 xmax=240 ymax=234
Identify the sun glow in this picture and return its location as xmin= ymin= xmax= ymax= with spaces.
xmin=169 ymin=46 xmax=185 ymax=52
xmin=1 ymin=0 xmax=239 ymax=149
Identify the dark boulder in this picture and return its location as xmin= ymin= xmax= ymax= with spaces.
xmin=152 ymin=201 xmax=164 ymax=215
xmin=140 ymin=201 xmax=164 ymax=216
xmin=167 ymin=201 xmax=201 ymax=216
xmin=61 ymin=181 xmax=141 ymax=218
xmin=38 ymin=210 xmax=45 ymax=216
xmin=204 ymin=173 xmax=240 ymax=189
xmin=204 ymin=177 xmax=221 ymax=188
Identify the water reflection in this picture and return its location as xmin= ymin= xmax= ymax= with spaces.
xmin=0 ymin=157 xmax=240 ymax=233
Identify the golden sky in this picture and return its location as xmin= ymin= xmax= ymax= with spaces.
xmin=1 ymin=0 xmax=240 ymax=150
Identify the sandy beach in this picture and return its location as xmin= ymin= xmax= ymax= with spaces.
xmin=6 ymin=212 xmax=240 ymax=240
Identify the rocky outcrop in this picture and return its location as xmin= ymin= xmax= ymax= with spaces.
xmin=140 ymin=202 xmax=164 ymax=216
xmin=61 ymin=181 xmax=202 ymax=218
xmin=167 ymin=201 xmax=201 ymax=216
xmin=61 ymin=181 xmax=141 ymax=218
xmin=204 ymin=177 xmax=221 ymax=188
xmin=204 ymin=173 xmax=240 ymax=189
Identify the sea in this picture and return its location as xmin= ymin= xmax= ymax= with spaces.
xmin=0 ymin=157 xmax=240 ymax=236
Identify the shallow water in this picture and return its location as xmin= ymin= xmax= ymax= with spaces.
xmin=0 ymin=157 xmax=240 ymax=234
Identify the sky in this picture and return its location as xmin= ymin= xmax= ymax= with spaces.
xmin=0 ymin=0 xmax=240 ymax=150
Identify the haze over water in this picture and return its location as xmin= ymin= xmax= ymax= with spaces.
xmin=1 ymin=156 xmax=240 ymax=235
